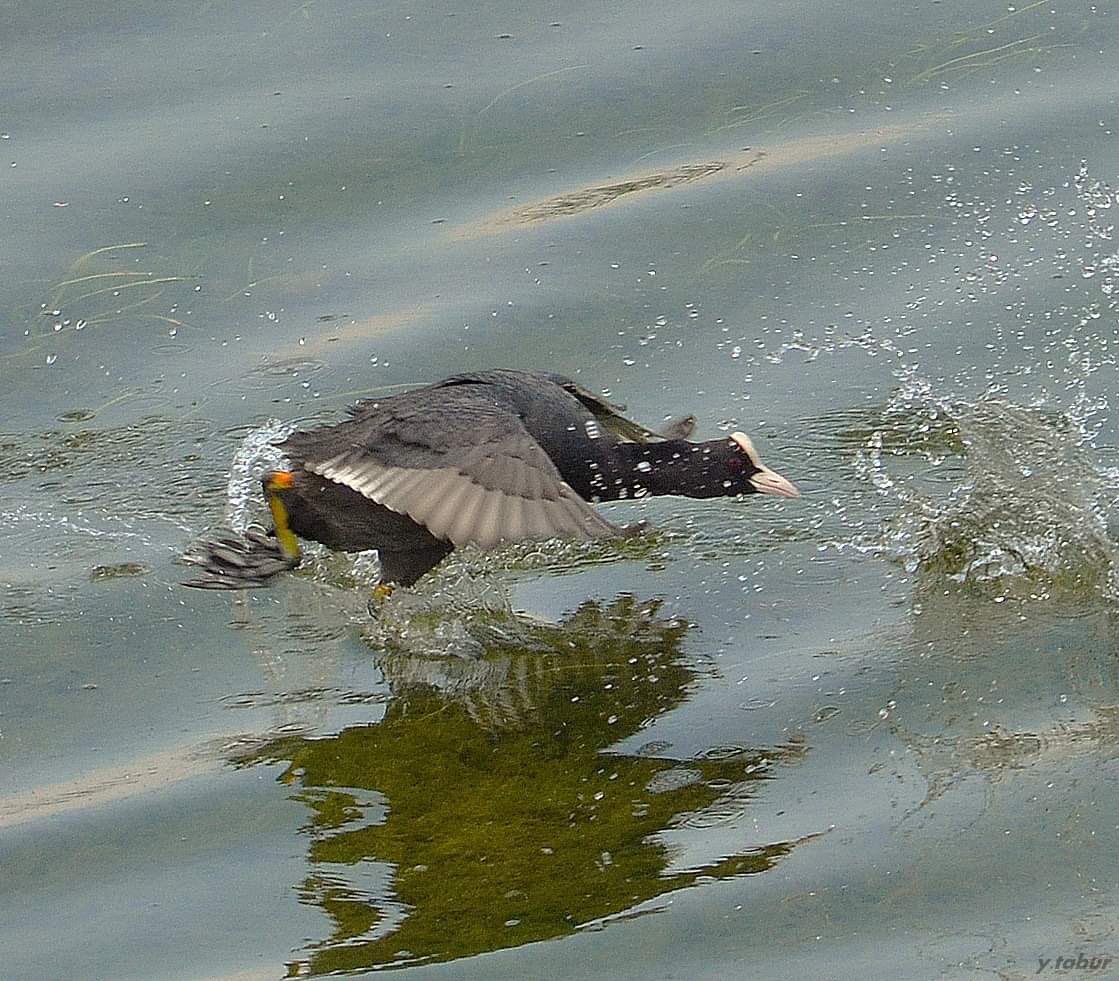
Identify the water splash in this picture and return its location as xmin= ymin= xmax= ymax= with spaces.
xmin=360 ymin=570 xmax=521 ymax=660
xmin=223 ymin=418 xmax=297 ymax=533
xmin=823 ymin=163 xmax=1119 ymax=601
xmin=853 ymin=369 xmax=1119 ymax=599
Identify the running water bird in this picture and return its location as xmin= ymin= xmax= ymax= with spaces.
xmin=184 ymin=369 xmax=799 ymax=592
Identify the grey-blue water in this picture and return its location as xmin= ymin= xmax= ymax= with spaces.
xmin=3 ymin=1 xmax=1119 ymax=978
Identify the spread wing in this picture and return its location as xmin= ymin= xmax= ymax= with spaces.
xmin=286 ymin=405 xmax=621 ymax=549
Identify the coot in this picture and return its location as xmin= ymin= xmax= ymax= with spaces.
xmin=184 ymin=369 xmax=798 ymax=590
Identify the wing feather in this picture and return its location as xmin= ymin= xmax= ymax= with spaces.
xmin=502 ymin=495 xmax=527 ymax=543
xmin=301 ymin=404 xmax=621 ymax=548
xmin=472 ymin=494 xmax=505 ymax=548
xmin=445 ymin=482 xmax=488 ymax=546
xmin=421 ymin=477 xmax=476 ymax=539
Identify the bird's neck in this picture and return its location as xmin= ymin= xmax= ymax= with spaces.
xmin=567 ymin=439 xmax=729 ymax=501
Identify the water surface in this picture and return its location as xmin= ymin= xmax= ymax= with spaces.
xmin=3 ymin=1 xmax=1119 ymax=978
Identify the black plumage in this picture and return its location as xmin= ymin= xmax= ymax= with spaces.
xmin=184 ymin=369 xmax=798 ymax=589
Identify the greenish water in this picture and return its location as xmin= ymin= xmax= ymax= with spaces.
xmin=3 ymin=1 xmax=1119 ymax=978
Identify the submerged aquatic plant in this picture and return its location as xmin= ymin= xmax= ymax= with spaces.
xmin=237 ymin=596 xmax=810 ymax=974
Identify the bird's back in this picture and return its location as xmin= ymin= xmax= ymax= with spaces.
xmin=284 ymin=370 xmax=608 ymax=473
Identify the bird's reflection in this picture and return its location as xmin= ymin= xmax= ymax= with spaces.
xmin=236 ymin=595 xmax=809 ymax=975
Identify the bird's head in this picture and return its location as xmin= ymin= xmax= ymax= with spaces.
xmin=723 ymin=431 xmax=800 ymax=498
